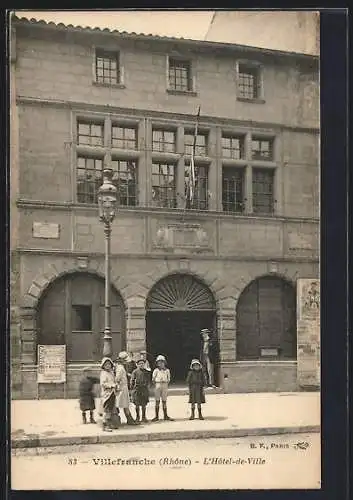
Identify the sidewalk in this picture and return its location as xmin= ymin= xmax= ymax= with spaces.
xmin=11 ymin=392 xmax=320 ymax=449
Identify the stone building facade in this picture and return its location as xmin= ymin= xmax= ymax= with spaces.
xmin=10 ymin=16 xmax=319 ymax=398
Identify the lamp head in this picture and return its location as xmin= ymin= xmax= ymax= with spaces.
xmin=98 ymin=168 xmax=118 ymax=223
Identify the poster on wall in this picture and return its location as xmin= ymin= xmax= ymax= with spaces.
xmin=297 ymin=279 xmax=320 ymax=388
xmin=37 ymin=345 xmax=66 ymax=383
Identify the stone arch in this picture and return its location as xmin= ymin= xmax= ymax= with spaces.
xmin=144 ymin=271 xmax=219 ymax=383
xmin=35 ymin=271 xmax=127 ymax=363
xmin=25 ymin=263 xmax=128 ymax=311
xmin=235 ymin=274 xmax=297 ymax=361
xmin=140 ymin=266 xmax=223 ymax=310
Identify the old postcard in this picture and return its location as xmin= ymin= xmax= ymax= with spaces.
xmin=10 ymin=9 xmax=321 ymax=490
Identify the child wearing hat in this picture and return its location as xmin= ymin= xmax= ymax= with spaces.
xmin=99 ymin=357 xmax=117 ymax=432
xmin=130 ymin=357 xmax=150 ymax=423
xmin=151 ymin=354 xmax=174 ymax=421
xmin=115 ymin=351 xmax=138 ymax=425
xmin=186 ymin=359 xmax=206 ymax=420
xmin=79 ymin=367 xmax=100 ymax=424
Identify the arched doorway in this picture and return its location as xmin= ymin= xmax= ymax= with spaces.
xmin=236 ymin=275 xmax=296 ymax=360
xmin=37 ymin=273 xmax=126 ymax=362
xmin=146 ymin=273 xmax=217 ymax=383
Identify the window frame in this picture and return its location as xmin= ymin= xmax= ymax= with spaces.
xmin=166 ymin=55 xmax=197 ymax=95
xmin=184 ymin=129 xmax=209 ymax=157
xmin=111 ymin=123 xmax=138 ymax=150
xmin=184 ymin=161 xmax=209 ymax=211
xmin=222 ymin=166 xmax=246 ymax=214
xmin=252 ymin=167 xmax=276 ymax=216
xmin=111 ymin=158 xmax=138 ymax=207
xmin=93 ymin=47 xmax=125 ymax=88
xmin=151 ymin=161 xmax=177 ymax=209
xmin=152 ymin=128 xmax=177 ymax=153
xmin=76 ymin=155 xmax=105 ymax=205
xmin=77 ymin=120 xmax=104 ymax=147
xmin=236 ymin=60 xmax=265 ymax=103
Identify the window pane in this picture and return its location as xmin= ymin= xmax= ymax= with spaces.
xmin=111 ymin=159 xmax=138 ymax=207
xmin=251 ymin=138 xmax=273 ymax=160
xmin=169 ymin=58 xmax=191 ymax=91
xmin=184 ymin=163 xmax=209 ymax=210
xmin=72 ymin=305 xmax=92 ymax=331
xmin=238 ymin=65 xmax=259 ymax=99
xmin=112 ymin=125 xmax=137 ymax=149
xmin=152 ymin=129 xmax=176 ymax=153
xmin=222 ymin=167 xmax=245 ymax=213
xmin=252 ymin=168 xmax=275 ymax=214
xmin=76 ymin=156 xmax=103 ymax=204
xmin=95 ymin=50 xmax=120 ymax=85
xmin=77 ymin=122 xmax=103 ymax=147
xmin=152 ymin=163 xmax=176 ymax=208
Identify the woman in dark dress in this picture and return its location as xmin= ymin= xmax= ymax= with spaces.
xmin=186 ymin=359 xmax=206 ymax=420
xmin=79 ymin=367 xmax=100 ymax=424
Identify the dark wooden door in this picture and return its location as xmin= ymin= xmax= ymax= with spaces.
xmin=237 ymin=277 xmax=296 ymax=360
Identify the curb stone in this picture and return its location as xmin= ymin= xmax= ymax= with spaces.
xmin=12 ymin=425 xmax=320 ymax=449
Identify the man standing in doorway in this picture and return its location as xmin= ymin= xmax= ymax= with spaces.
xmin=200 ymin=328 xmax=219 ymax=387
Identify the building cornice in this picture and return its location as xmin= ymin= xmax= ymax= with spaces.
xmin=16 ymin=96 xmax=320 ymax=135
xmin=16 ymin=198 xmax=320 ymax=225
xmin=15 ymin=247 xmax=319 ymax=264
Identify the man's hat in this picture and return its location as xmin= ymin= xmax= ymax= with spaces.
xmin=117 ymin=351 xmax=128 ymax=361
xmin=201 ymin=328 xmax=210 ymax=333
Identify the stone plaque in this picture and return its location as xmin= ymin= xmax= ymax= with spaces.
xmin=154 ymin=223 xmax=210 ymax=250
xmin=33 ymin=222 xmax=60 ymax=239
xmin=288 ymin=232 xmax=313 ymax=250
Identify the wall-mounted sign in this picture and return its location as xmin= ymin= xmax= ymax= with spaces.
xmin=33 ymin=222 xmax=60 ymax=239
xmin=260 ymin=347 xmax=279 ymax=357
xmin=37 ymin=345 xmax=66 ymax=383
xmin=297 ymin=278 xmax=320 ymax=388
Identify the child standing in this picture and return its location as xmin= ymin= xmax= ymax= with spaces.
xmin=99 ymin=357 xmax=117 ymax=432
xmin=152 ymin=354 xmax=174 ymax=422
xmin=186 ymin=359 xmax=206 ymax=420
xmin=79 ymin=367 xmax=100 ymax=424
xmin=130 ymin=357 xmax=150 ymax=423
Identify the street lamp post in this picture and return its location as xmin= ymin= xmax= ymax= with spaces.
xmin=98 ymin=168 xmax=118 ymax=359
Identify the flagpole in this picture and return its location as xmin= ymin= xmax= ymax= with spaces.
xmin=189 ymin=106 xmax=201 ymax=208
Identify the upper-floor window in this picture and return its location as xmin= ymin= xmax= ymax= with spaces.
xmin=252 ymin=168 xmax=275 ymax=215
xmin=251 ymin=137 xmax=274 ymax=161
xmin=238 ymin=63 xmax=261 ymax=100
xmin=184 ymin=131 xmax=208 ymax=156
xmin=77 ymin=121 xmax=104 ymax=147
xmin=77 ymin=156 xmax=104 ymax=204
xmin=222 ymin=135 xmax=245 ymax=160
xmin=111 ymin=159 xmax=138 ymax=207
xmin=152 ymin=129 xmax=176 ymax=153
xmin=95 ymin=49 xmax=120 ymax=85
xmin=151 ymin=162 xmax=177 ymax=208
xmin=185 ymin=163 xmax=209 ymax=211
xmin=112 ymin=124 xmax=137 ymax=150
xmin=222 ymin=167 xmax=245 ymax=214
xmin=168 ymin=58 xmax=192 ymax=92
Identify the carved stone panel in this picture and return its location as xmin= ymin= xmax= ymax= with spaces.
xmin=153 ymin=223 xmax=213 ymax=253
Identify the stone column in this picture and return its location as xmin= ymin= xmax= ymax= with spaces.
xmin=125 ymin=299 xmax=147 ymax=355
xmin=218 ymin=306 xmax=236 ymax=363
xmin=20 ymin=308 xmax=37 ymax=365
